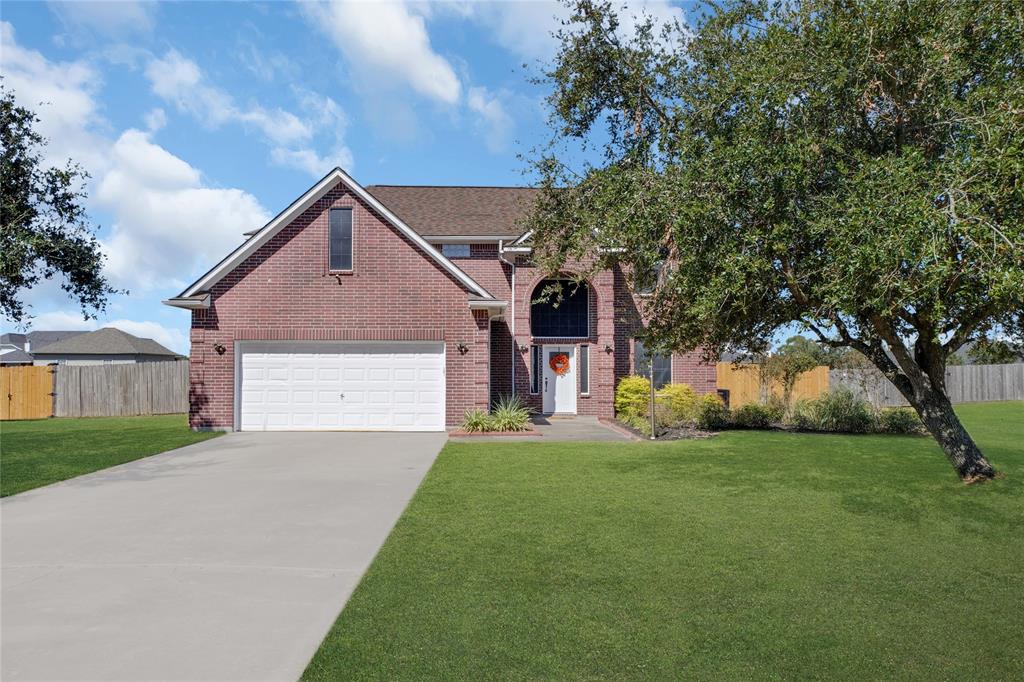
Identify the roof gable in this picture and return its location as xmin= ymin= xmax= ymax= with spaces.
xmin=169 ymin=169 xmax=496 ymax=306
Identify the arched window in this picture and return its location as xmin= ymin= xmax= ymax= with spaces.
xmin=530 ymin=279 xmax=589 ymax=338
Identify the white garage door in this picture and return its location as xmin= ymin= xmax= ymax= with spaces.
xmin=238 ymin=342 xmax=446 ymax=431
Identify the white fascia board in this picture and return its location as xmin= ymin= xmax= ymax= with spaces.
xmin=177 ymin=168 xmax=495 ymax=301
xmin=426 ymin=235 xmax=517 ymax=243
xmin=163 ymin=294 xmax=211 ymax=310
xmin=509 ymin=230 xmax=533 ymax=246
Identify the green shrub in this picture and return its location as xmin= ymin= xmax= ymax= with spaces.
xmin=879 ymin=407 xmax=924 ymax=434
xmin=813 ymin=388 xmax=876 ymax=433
xmin=490 ymin=394 xmax=532 ymax=432
xmin=783 ymin=399 xmax=817 ymax=431
xmin=461 ymin=409 xmax=495 ymax=433
xmin=763 ymin=396 xmax=787 ymax=422
xmin=733 ymin=403 xmax=775 ymax=429
xmin=620 ymin=411 xmax=652 ymax=437
xmin=615 ymin=375 xmax=652 ymax=417
xmin=657 ymin=383 xmax=699 ymax=425
xmin=696 ymin=393 xmax=730 ymax=430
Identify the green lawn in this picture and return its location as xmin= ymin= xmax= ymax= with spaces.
xmin=0 ymin=414 xmax=221 ymax=497
xmin=304 ymin=402 xmax=1024 ymax=681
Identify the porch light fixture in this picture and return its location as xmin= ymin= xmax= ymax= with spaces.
xmin=457 ymin=342 xmax=470 ymax=355
xmin=518 ymin=343 xmax=530 ymax=352
xmin=604 ymin=344 xmax=613 ymax=354
xmin=213 ymin=343 xmax=227 ymax=355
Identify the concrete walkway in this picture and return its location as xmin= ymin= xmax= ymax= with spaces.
xmin=1 ymin=431 xmax=446 ymax=682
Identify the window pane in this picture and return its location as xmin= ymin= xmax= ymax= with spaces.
xmin=530 ymin=345 xmax=541 ymax=393
xmin=530 ymin=279 xmax=588 ymax=337
xmin=330 ymin=208 xmax=353 ymax=270
xmin=580 ymin=345 xmax=589 ymax=394
xmin=635 ymin=340 xmax=672 ymax=389
xmin=441 ymin=244 xmax=470 ymax=258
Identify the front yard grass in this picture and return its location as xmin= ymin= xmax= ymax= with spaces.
xmin=0 ymin=414 xmax=220 ymax=497
xmin=304 ymin=401 xmax=1024 ymax=680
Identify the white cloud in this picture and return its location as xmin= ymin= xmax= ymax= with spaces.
xmin=467 ymin=86 xmax=513 ymax=152
xmin=26 ymin=311 xmax=188 ymax=354
xmin=451 ymin=0 xmax=686 ymax=62
xmin=144 ymin=50 xmax=353 ymax=176
xmin=145 ymin=49 xmax=312 ymax=145
xmin=144 ymin=107 xmax=166 ymax=132
xmin=271 ymin=146 xmax=354 ymax=178
xmin=0 ymin=21 xmax=108 ymax=173
xmin=49 ymin=0 xmax=156 ymax=38
xmin=97 ymin=129 xmax=270 ymax=292
xmin=301 ymin=0 xmax=461 ymax=104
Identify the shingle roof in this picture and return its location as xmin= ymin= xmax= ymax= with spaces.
xmin=365 ymin=185 xmax=541 ymax=238
xmin=31 ymin=327 xmax=178 ymax=357
xmin=0 ymin=348 xmax=33 ymax=364
xmin=0 ymin=331 xmax=87 ymax=349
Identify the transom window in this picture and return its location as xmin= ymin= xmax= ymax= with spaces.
xmin=329 ymin=208 xmax=353 ymax=271
xmin=634 ymin=339 xmax=672 ymax=389
xmin=441 ymin=244 xmax=471 ymax=258
xmin=530 ymin=279 xmax=589 ymax=338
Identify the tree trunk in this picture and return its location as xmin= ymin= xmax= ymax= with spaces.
xmin=906 ymin=386 xmax=996 ymax=483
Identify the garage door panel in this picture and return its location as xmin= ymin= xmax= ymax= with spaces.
xmin=239 ymin=343 xmax=445 ymax=432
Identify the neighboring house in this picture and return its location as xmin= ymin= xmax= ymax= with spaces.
xmin=0 ymin=331 xmax=87 ymax=365
xmin=165 ymin=168 xmax=715 ymax=432
xmin=0 ymin=328 xmax=180 ymax=366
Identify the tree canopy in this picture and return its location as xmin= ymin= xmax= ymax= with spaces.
xmin=1 ymin=83 xmax=116 ymax=324
xmin=526 ymin=0 xmax=1023 ymax=481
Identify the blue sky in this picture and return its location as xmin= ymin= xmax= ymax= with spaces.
xmin=2 ymin=1 xmax=690 ymax=353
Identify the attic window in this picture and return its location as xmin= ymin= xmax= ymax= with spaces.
xmin=441 ymin=244 xmax=471 ymax=258
xmin=329 ymin=208 xmax=353 ymax=271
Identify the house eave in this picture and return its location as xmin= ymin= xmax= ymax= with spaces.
xmin=163 ymin=294 xmax=211 ymax=310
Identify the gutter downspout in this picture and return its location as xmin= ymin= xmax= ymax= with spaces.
xmin=498 ymin=241 xmax=516 ymax=397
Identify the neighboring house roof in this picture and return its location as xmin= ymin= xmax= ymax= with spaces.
xmin=0 ymin=348 xmax=33 ymax=364
xmin=168 ymin=168 xmax=498 ymax=308
xmin=364 ymin=185 xmax=541 ymax=239
xmin=0 ymin=330 xmax=87 ymax=350
xmin=31 ymin=327 xmax=178 ymax=357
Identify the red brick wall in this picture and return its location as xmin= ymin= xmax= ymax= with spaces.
xmin=188 ymin=181 xmax=490 ymax=429
xmin=499 ymin=257 xmax=716 ymax=418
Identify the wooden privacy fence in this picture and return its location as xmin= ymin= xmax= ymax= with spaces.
xmin=1 ymin=362 xmax=188 ymax=420
xmin=55 ymin=362 xmax=189 ymax=417
xmin=1 ymin=366 xmax=55 ymax=420
xmin=831 ymin=364 xmax=1024 ymax=408
xmin=716 ymin=363 xmax=830 ymax=408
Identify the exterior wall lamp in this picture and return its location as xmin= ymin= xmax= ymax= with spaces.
xmin=457 ymin=342 xmax=470 ymax=355
xmin=213 ymin=343 xmax=227 ymax=355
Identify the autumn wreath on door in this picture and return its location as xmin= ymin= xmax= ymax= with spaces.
xmin=549 ymin=352 xmax=570 ymax=376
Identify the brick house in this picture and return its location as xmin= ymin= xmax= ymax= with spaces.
xmin=165 ymin=168 xmax=715 ymax=431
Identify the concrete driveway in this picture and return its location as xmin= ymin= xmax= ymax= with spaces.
xmin=1 ymin=431 xmax=446 ymax=681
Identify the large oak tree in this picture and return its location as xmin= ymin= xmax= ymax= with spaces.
xmin=525 ymin=0 xmax=1023 ymax=481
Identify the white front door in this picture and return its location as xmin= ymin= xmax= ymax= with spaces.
xmin=238 ymin=342 xmax=446 ymax=431
xmin=542 ymin=345 xmax=577 ymax=414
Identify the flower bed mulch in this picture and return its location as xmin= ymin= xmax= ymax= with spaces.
xmin=448 ymin=426 xmax=542 ymax=437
